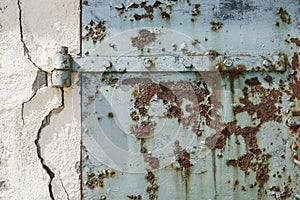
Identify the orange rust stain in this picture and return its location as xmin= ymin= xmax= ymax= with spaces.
xmin=292 ymin=53 xmax=299 ymax=70
xmin=291 ymin=38 xmax=300 ymax=47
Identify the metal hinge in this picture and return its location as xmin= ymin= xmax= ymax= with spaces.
xmin=50 ymin=46 xmax=72 ymax=88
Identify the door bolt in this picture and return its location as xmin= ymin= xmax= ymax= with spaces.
xmin=224 ymin=58 xmax=233 ymax=67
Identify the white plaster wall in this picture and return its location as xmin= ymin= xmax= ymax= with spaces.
xmin=0 ymin=0 xmax=81 ymax=199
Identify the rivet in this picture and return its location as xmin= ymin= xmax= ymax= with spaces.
xmin=144 ymin=58 xmax=154 ymax=68
xmin=223 ymin=59 xmax=233 ymax=67
xmin=180 ymin=42 xmax=188 ymax=52
xmin=287 ymin=117 xmax=299 ymax=127
xmin=182 ymin=57 xmax=193 ymax=68
xmin=104 ymin=60 xmax=112 ymax=68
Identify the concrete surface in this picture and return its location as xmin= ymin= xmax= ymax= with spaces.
xmin=0 ymin=0 xmax=80 ymax=199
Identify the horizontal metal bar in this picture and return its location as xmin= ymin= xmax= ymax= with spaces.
xmin=73 ymin=54 xmax=286 ymax=73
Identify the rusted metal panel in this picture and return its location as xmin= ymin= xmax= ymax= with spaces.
xmin=81 ymin=0 xmax=300 ymax=199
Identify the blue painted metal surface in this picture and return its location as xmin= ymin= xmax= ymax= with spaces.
xmin=80 ymin=1 xmax=300 ymax=199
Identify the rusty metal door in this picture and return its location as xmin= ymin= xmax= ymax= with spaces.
xmin=77 ymin=1 xmax=300 ymax=199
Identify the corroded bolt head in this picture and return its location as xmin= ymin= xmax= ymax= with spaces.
xmin=144 ymin=58 xmax=153 ymax=68
xmin=182 ymin=57 xmax=193 ymax=68
xmin=223 ymin=59 xmax=233 ymax=67
xmin=262 ymin=59 xmax=272 ymax=67
xmin=287 ymin=117 xmax=299 ymax=127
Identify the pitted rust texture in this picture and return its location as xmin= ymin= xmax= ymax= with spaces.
xmin=290 ymin=38 xmax=300 ymax=47
xmin=205 ymin=126 xmax=230 ymax=150
xmin=292 ymin=53 xmax=299 ymax=70
xmin=86 ymin=170 xmax=116 ymax=189
xmin=191 ymin=4 xmax=200 ymax=16
xmin=83 ymin=20 xmax=106 ymax=44
xmin=173 ymin=140 xmax=193 ymax=169
xmin=277 ymin=7 xmax=291 ymax=24
xmin=145 ymin=170 xmax=159 ymax=200
xmin=212 ymin=74 xmax=283 ymax=187
xmin=131 ymin=29 xmax=156 ymax=49
xmin=226 ymin=152 xmax=254 ymax=172
xmin=123 ymin=77 xmax=213 ymax=170
xmin=123 ymin=78 xmax=212 ymax=137
xmin=264 ymin=75 xmax=273 ymax=85
xmin=289 ymin=71 xmax=300 ymax=101
xmin=115 ymin=1 xmax=201 ymax=22
xmin=234 ymin=83 xmax=282 ymax=123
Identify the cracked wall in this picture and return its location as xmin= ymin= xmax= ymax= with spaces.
xmin=0 ymin=0 xmax=80 ymax=199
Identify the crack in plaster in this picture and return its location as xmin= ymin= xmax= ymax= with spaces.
xmin=59 ymin=176 xmax=70 ymax=200
xmin=34 ymin=88 xmax=65 ymax=200
xmin=17 ymin=0 xmax=46 ymax=72
xmin=18 ymin=0 xmax=49 ymax=125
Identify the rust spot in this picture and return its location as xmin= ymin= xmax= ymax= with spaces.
xmin=226 ymin=153 xmax=254 ymax=172
xmin=205 ymin=133 xmax=226 ymax=150
xmin=160 ymin=11 xmax=170 ymax=19
xmin=290 ymin=78 xmax=300 ymax=101
xmin=264 ymin=75 xmax=273 ymax=85
xmin=280 ymin=185 xmax=292 ymax=199
xmin=245 ymin=77 xmax=261 ymax=87
xmin=234 ymin=85 xmax=282 ymax=123
xmin=144 ymin=5 xmax=154 ymax=13
xmin=127 ymin=79 xmax=212 ymax=138
xmin=256 ymin=163 xmax=270 ymax=187
xmin=145 ymin=170 xmax=159 ymax=200
xmin=83 ymin=20 xmax=106 ymax=44
xmin=131 ymin=29 xmax=156 ymax=49
xmin=277 ymin=7 xmax=291 ymax=24
xmin=86 ymin=170 xmax=116 ymax=189
xmin=210 ymin=21 xmax=223 ymax=31
xmin=153 ymin=1 xmax=163 ymax=7
xmin=126 ymin=194 xmax=142 ymax=199
xmin=205 ymin=50 xmax=220 ymax=60
xmin=270 ymin=186 xmax=281 ymax=192
xmin=292 ymin=53 xmax=299 ymax=70
xmin=128 ymin=3 xmax=139 ymax=9
xmin=191 ymin=4 xmax=200 ymax=16
xmin=107 ymin=112 xmax=114 ymax=118
xmin=291 ymin=38 xmax=300 ymax=47
xmin=292 ymin=110 xmax=300 ymax=116
xmin=133 ymin=14 xmax=143 ymax=20
xmin=174 ymin=140 xmax=193 ymax=169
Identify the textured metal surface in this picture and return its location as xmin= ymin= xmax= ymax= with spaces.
xmin=81 ymin=0 xmax=300 ymax=199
